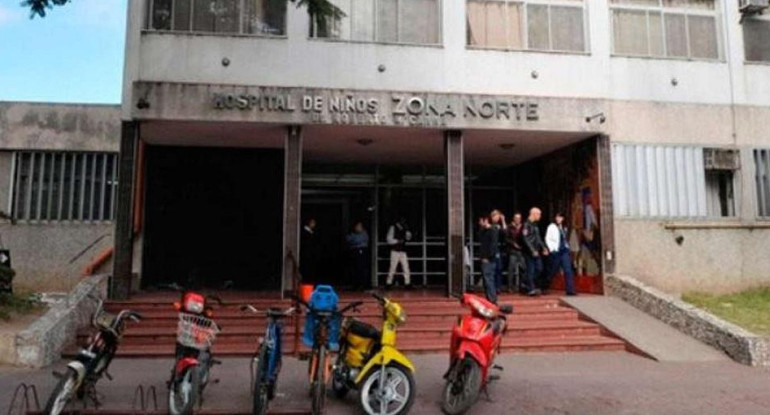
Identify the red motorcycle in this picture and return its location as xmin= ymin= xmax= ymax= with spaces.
xmin=164 ymin=284 xmax=223 ymax=415
xmin=441 ymin=293 xmax=513 ymax=415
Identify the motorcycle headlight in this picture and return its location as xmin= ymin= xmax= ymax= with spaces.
xmin=470 ymin=298 xmax=495 ymax=319
xmin=396 ymin=310 xmax=407 ymax=324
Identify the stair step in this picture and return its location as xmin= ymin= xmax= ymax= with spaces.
xmin=68 ymin=291 xmax=630 ymax=358
xmin=65 ymin=335 xmax=626 ymax=358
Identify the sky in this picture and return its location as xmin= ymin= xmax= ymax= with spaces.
xmin=0 ymin=0 xmax=128 ymax=104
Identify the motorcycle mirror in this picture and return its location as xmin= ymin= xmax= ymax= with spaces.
xmin=499 ymin=304 xmax=514 ymax=315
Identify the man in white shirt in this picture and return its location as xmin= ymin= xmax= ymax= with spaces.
xmin=545 ymin=212 xmax=577 ymax=296
xmin=386 ymin=217 xmax=412 ymax=289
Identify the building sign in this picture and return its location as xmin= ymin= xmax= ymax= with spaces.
xmin=211 ymin=91 xmax=539 ymax=127
xmin=132 ymin=82 xmax=605 ymax=132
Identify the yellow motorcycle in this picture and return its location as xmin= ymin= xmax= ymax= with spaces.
xmin=331 ymin=292 xmax=416 ymax=415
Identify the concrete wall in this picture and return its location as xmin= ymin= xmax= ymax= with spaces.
xmin=122 ymin=0 xmax=770 ymax=119
xmin=119 ymin=1 xmax=770 ymax=294
xmin=607 ymin=103 xmax=770 ymax=293
xmin=0 ymin=223 xmax=113 ymax=292
xmin=0 ymin=102 xmax=120 ymax=152
xmin=614 ymin=221 xmax=770 ymax=293
xmin=0 ymin=103 xmax=120 ymax=292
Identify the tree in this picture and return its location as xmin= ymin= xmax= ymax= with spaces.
xmin=22 ymin=0 xmax=344 ymax=22
xmin=22 ymin=0 xmax=70 ymax=18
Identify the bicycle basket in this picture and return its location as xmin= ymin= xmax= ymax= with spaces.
xmin=176 ymin=314 xmax=220 ymax=350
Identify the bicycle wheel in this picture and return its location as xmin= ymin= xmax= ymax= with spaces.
xmin=44 ymin=367 xmax=79 ymax=415
xmin=252 ymin=345 xmax=269 ymax=415
xmin=311 ymin=346 xmax=327 ymax=415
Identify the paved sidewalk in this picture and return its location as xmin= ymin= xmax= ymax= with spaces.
xmin=563 ymin=296 xmax=729 ymax=362
xmin=2 ymin=352 xmax=769 ymax=415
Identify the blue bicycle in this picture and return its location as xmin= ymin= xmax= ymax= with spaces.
xmin=241 ymin=304 xmax=295 ymax=415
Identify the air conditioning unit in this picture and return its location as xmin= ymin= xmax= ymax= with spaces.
xmin=704 ymin=148 xmax=740 ymax=171
xmin=740 ymin=0 xmax=769 ymax=15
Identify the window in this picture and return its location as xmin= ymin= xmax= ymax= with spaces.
xmin=612 ymin=144 xmax=737 ymax=218
xmin=754 ymin=149 xmax=770 ymax=216
xmin=11 ymin=152 xmax=119 ymax=222
xmin=743 ymin=16 xmax=770 ymax=63
xmin=467 ymin=0 xmax=587 ymax=53
xmin=703 ymin=148 xmax=738 ymax=217
xmin=149 ymin=0 xmax=287 ymax=36
xmin=310 ymin=0 xmax=441 ymax=44
xmin=610 ymin=0 xmax=721 ymax=60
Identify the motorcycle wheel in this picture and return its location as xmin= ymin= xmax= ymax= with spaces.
xmin=168 ymin=365 xmax=201 ymax=415
xmin=359 ymin=363 xmax=415 ymax=415
xmin=440 ymin=358 xmax=482 ymax=415
xmin=310 ymin=346 xmax=327 ymax=415
xmin=332 ymin=369 xmax=350 ymax=399
xmin=252 ymin=346 xmax=269 ymax=415
xmin=44 ymin=367 xmax=79 ymax=415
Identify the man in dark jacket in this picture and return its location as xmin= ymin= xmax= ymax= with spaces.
xmin=477 ymin=215 xmax=499 ymax=303
xmin=505 ymin=212 xmax=526 ymax=293
xmin=522 ymin=207 xmax=548 ymax=296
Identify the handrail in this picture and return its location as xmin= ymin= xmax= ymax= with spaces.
xmin=286 ymin=250 xmax=302 ymax=357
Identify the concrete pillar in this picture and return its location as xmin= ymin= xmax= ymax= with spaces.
xmin=445 ymin=130 xmax=465 ymax=297
xmin=282 ymin=126 xmax=303 ymax=297
xmin=111 ymin=121 xmax=138 ymax=300
xmin=596 ymin=135 xmax=616 ymax=278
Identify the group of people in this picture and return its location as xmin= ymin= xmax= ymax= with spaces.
xmin=300 ymin=207 xmax=577 ymax=302
xmin=300 ymin=216 xmax=414 ymax=291
xmin=477 ymin=207 xmax=576 ymax=304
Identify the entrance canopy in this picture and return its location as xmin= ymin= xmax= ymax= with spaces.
xmin=141 ymin=121 xmax=593 ymax=166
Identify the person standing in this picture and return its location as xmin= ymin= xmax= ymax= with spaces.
xmin=476 ymin=216 xmax=498 ymax=303
xmin=545 ymin=213 xmax=577 ymax=296
xmin=386 ymin=216 xmax=412 ymax=289
xmin=505 ymin=212 xmax=526 ymax=293
xmin=489 ymin=210 xmax=507 ymax=294
xmin=522 ymin=207 xmax=548 ymax=296
xmin=346 ymin=222 xmax=370 ymax=291
xmin=300 ymin=218 xmax=320 ymax=283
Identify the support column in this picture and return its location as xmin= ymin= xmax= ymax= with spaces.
xmin=445 ymin=130 xmax=465 ymax=297
xmin=282 ymin=126 xmax=303 ymax=297
xmin=596 ymin=135 xmax=616 ymax=281
xmin=111 ymin=121 xmax=138 ymax=300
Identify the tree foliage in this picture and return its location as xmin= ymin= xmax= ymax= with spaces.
xmin=21 ymin=0 xmax=71 ymax=18
xmin=21 ymin=0 xmax=345 ymax=22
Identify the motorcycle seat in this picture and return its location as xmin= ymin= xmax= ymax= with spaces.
xmin=348 ymin=319 xmax=380 ymax=340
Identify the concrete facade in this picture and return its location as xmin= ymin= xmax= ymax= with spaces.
xmin=1 ymin=1 xmax=769 ymax=294
xmin=0 ymin=102 xmax=120 ymax=292
xmin=119 ymin=0 xmax=770 ymax=294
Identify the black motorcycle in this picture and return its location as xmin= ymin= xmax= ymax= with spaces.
xmin=44 ymin=294 xmax=142 ymax=415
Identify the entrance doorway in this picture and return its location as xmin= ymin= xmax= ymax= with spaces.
xmin=301 ymin=186 xmax=374 ymax=287
xmin=141 ymin=146 xmax=284 ymax=290
xmin=301 ymin=164 xmax=447 ymax=289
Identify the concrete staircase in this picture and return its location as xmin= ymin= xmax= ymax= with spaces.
xmin=67 ymin=291 xmax=629 ymax=357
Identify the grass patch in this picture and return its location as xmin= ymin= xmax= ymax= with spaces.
xmin=682 ymin=288 xmax=770 ymax=335
xmin=0 ymin=292 xmax=42 ymax=321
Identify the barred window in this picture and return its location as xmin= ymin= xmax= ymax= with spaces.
xmin=610 ymin=0 xmax=721 ymax=60
xmin=149 ymin=0 xmax=287 ymax=36
xmin=467 ymin=0 xmax=587 ymax=53
xmin=310 ymin=0 xmax=441 ymax=45
xmin=12 ymin=152 xmax=119 ymax=222
xmin=743 ymin=16 xmax=770 ymax=63
xmin=612 ymin=145 xmax=737 ymax=218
